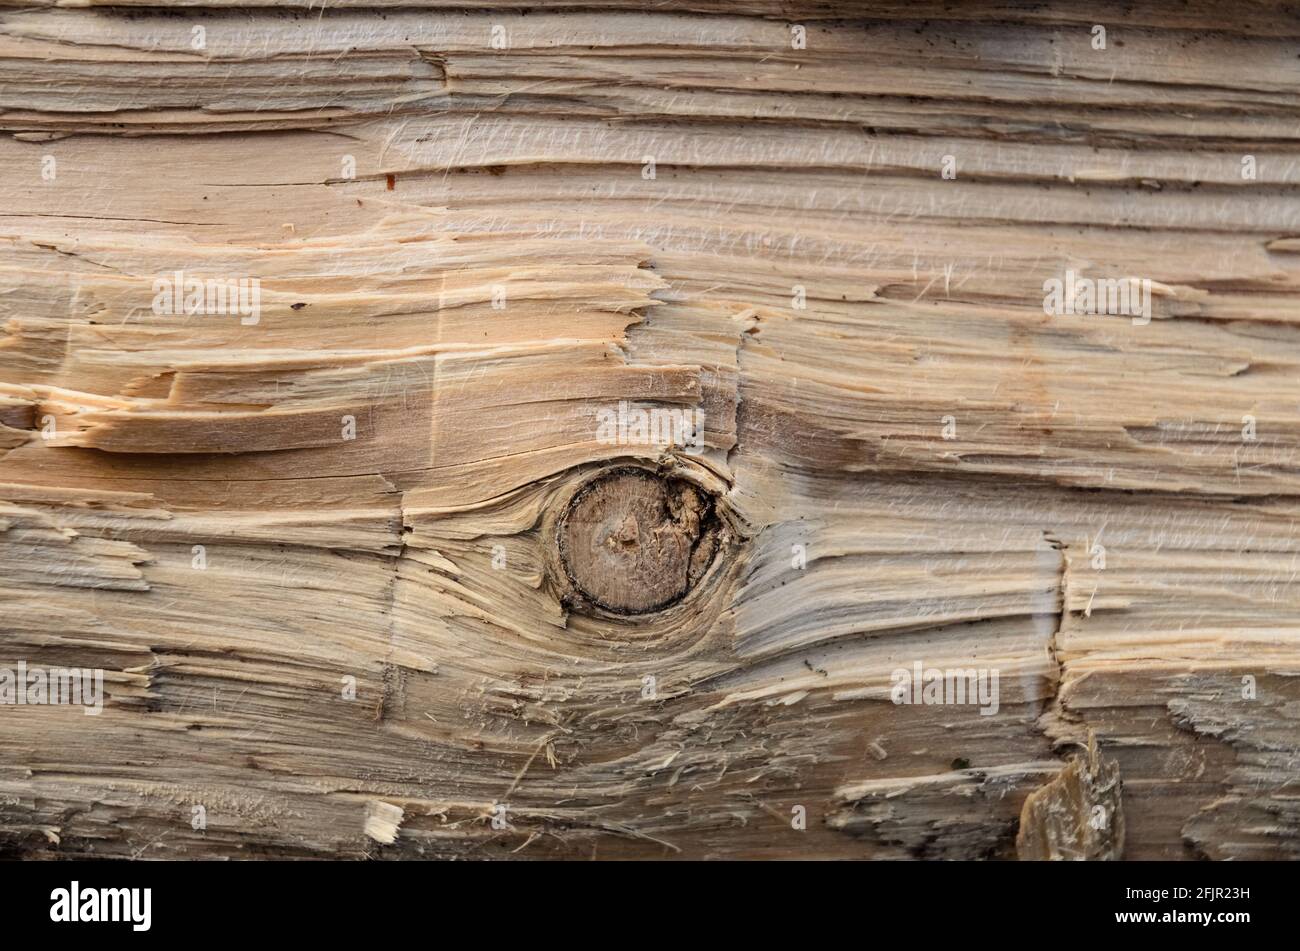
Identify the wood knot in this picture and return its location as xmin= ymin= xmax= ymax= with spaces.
xmin=556 ymin=467 xmax=723 ymax=615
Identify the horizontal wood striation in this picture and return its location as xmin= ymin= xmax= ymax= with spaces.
xmin=0 ymin=1 xmax=1298 ymax=859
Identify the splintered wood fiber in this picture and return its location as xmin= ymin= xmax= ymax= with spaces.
xmin=1 ymin=0 xmax=1299 ymax=861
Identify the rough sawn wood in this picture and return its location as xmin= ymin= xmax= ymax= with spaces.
xmin=1 ymin=0 xmax=1299 ymax=860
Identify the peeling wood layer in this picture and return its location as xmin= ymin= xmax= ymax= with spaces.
xmin=1 ymin=1 xmax=1299 ymax=860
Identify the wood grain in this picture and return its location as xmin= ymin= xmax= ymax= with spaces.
xmin=1 ymin=0 xmax=1298 ymax=860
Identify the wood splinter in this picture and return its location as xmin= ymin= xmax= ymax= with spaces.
xmin=1016 ymin=734 xmax=1125 ymax=861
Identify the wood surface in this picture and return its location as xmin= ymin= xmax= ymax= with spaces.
xmin=1 ymin=0 xmax=1299 ymax=860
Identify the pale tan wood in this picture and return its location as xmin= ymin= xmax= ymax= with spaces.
xmin=0 ymin=1 xmax=1298 ymax=860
